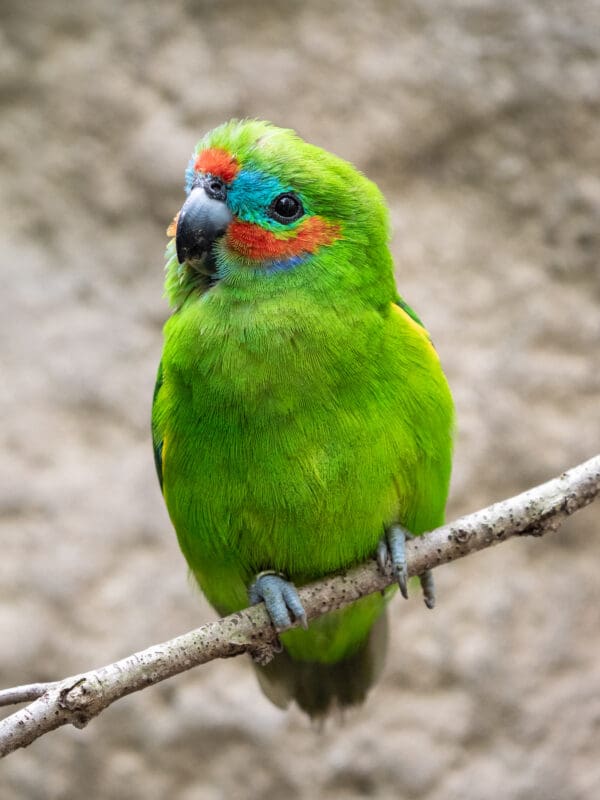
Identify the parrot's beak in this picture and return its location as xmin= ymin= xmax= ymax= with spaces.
xmin=175 ymin=184 xmax=233 ymax=266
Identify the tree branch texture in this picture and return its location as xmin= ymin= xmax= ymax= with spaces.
xmin=1 ymin=454 xmax=598 ymax=758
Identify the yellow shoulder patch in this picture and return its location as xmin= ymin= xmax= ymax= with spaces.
xmin=390 ymin=303 xmax=438 ymax=355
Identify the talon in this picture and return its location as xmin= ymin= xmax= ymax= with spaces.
xmin=378 ymin=524 xmax=410 ymax=599
xmin=281 ymin=581 xmax=308 ymax=629
xmin=420 ymin=570 xmax=436 ymax=609
xmin=248 ymin=571 xmax=307 ymax=632
xmin=376 ymin=539 xmax=388 ymax=572
xmin=378 ymin=526 xmax=437 ymax=608
xmin=396 ymin=564 xmax=408 ymax=600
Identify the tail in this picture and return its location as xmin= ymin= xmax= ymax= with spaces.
xmin=253 ymin=611 xmax=388 ymax=717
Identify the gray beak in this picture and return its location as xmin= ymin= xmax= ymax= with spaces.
xmin=175 ymin=183 xmax=233 ymax=266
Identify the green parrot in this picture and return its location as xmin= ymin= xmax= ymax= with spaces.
xmin=152 ymin=120 xmax=454 ymax=716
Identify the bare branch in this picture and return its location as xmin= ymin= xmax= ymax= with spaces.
xmin=0 ymin=684 xmax=56 ymax=708
xmin=1 ymin=454 xmax=598 ymax=757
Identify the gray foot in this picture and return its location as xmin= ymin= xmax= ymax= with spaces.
xmin=248 ymin=571 xmax=308 ymax=632
xmin=377 ymin=524 xmax=436 ymax=608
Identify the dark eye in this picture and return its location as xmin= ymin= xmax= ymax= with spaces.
xmin=268 ymin=193 xmax=304 ymax=224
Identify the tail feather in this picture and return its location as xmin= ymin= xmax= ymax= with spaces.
xmin=253 ymin=611 xmax=388 ymax=717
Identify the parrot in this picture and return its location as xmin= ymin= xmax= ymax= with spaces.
xmin=152 ymin=119 xmax=454 ymax=717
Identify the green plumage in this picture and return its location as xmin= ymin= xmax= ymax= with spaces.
xmin=152 ymin=120 xmax=454 ymax=715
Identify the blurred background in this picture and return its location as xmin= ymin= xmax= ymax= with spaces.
xmin=1 ymin=1 xmax=599 ymax=798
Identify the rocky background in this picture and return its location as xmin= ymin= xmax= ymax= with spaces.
xmin=1 ymin=1 xmax=599 ymax=798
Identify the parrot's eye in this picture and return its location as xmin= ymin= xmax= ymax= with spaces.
xmin=268 ymin=193 xmax=304 ymax=224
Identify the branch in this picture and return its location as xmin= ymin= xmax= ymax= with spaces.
xmin=0 ymin=684 xmax=57 ymax=707
xmin=1 ymin=454 xmax=598 ymax=757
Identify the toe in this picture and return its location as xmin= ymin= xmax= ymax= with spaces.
xmin=420 ymin=570 xmax=436 ymax=609
xmin=379 ymin=524 xmax=410 ymax=599
xmin=248 ymin=572 xmax=307 ymax=632
xmin=376 ymin=538 xmax=388 ymax=571
xmin=281 ymin=583 xmax=308 ymax=629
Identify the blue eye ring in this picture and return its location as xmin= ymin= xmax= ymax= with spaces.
xmin=268 ymin=193 xmax=304 ymax=224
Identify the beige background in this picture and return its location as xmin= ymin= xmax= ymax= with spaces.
xmin=1 ymin=1 xmax=599 ymax=798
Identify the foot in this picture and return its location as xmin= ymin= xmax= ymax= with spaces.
xmin=377 ymin=524 xmax=436 ymax=609
xmin=248 ymin=571 xmax=308 ymax=632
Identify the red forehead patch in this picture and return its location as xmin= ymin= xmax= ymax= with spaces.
xmin=194 ymin=148 xmax=239 ymax=184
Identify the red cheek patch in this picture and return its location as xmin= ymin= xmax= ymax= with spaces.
xmin=226 ymin=217 xmax=341 ymax=261
xmin=194 ymin=148 xmax=239 ymax=184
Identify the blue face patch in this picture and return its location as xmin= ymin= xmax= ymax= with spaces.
xmin=227 ymin=169 xmax=294 ymax=227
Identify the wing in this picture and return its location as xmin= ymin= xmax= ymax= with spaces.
xmin=389 ymin=297 xmax=454 ymax=534
xmin=151 ymin=359 xmax=164 ymax=493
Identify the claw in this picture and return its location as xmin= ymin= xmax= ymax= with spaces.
xmin=376 ymin=539 xmax=388 ymax=572
xmin=420 ymin=570 xmax=436 ymax=609
xmin=378 ymin=524 xmax=409 ymax=599
xmin=378 ymin=525 xmax=438 ymax=607
xmin=248 ymin=571 xmax=308 ymax=632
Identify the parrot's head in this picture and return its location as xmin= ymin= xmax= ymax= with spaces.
xmin=165 ymin=119 xmax=395 ymax=306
